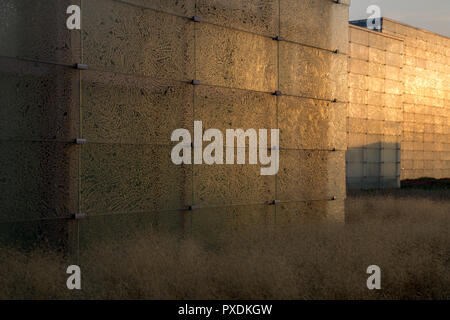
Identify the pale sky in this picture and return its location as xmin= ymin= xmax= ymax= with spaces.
xmin=349 ymin=0 xmax=450 ymax=38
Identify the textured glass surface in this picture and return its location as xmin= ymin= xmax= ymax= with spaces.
xmin=78 ymin=210 xmax=188 ymax=248
xmin=82 ymin=71 xmax=193 ymax=144
xmin=348 ymin=118 xmax=367 ymax=134
xmin=83 ymin=0 xmax=194 ymax=80
xmin=277 ymin=150 xmax=346 ymax=201
xmin=0 ymin=141 xmax=78 ymax=222
xmin=81 ymin=144 xmax=192 ymax=214
xmin=0 ymin=0 xmax=81 ymax=64
xmin=350 ymin=43 xmax=369 ymax=61
xmin=348 ymin=73 xmax=368 ymax=91
xmin=191 ymin=205 xmax=275 ymax=239
xmin=0 ymin=219 xmax=73 ymax=252
xmin=348 ymin=133 xmax=366 ymax=149
xmin=280 ymin=43 xmax=347 ymax=101
xmin=382 ymin=149 xmax=399 ymax=163
xmin=350 ymin=27 xmax=369 ymax=46
xmin=346 ymin=148 xmax=363 ymax=163
xmin=193 ymin=159 xmax=276 ymax=207
xmin=368 ymin=32 xmax=385 ymax=50
xmin=349 ymin=58 xmax=369 ymax=75
xmin=369 ymin=47 xmax=386 ymax=65
xmin=121 ymin=0 xmax=195 ymax=16
xmin=279 ymin=96 xmax=346 ymax=150
xmin=194 ymin=85 xmax=276 ymax=132
xmin=197 ymin=24 xmax=277 ymax=92
xmin=385 ymin=38 xmax=404 ymax=54
xmin=0 ymin=58 xmax=79 ymax=141
xmin=278 ymin=199 xmax=344 ymax=223
xmin=386 ymin=52 xmax=403 ymax=68
xmin=281 ymin=0 xmax=349 ymax=53
xmin=346 ymin=162 xmax=364 ymax=178
xmin=348 ymin=103 xmax=367 ymax=119
xmin=382 ymin=163 xmax=398 ymax=177
xmin=197 ymin=0 xmax=279 ymax=36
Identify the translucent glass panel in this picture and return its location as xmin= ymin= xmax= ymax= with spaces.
xmin=197 ymin=0 xmax=279 ymax=36
xmin=280 ymin=42 xmax=347 ymax=101
xmin=369 ymin=47 xmax=385 ymax=65
xmin=0 ymin=219 xmax=73 ymax=253
xmin=350 ymin=27 xmax=369 ymax=46
xmin=348 ymin=58 xmax=369 ymax=76
xmin=349 ymin=74 xmax=368 ymax=91
xmin=348 ymin=118 xmax=367 ymax=133
xmin=192 ymin=85 xmax=277 ymax=208
xmin=194 ymin=86 xmax=276 ymax=132
xmin=278 ymin=96 xmax=346 ymax=150
xmin=0 ymin=58 xmax=79 ymax=141
xmin=277 ymin=150 xmax=346 ymax=201
xmin=82 ymin=71 xmax=193 ymax=144
xmin=0 ymin=0 xmax=351 ymax=238
xmin=191 ymin=205 xmax=275 ymax=241
xmin=280 ymin=0 xmax=349 ymax=53
xmin=382 ymin=149 xmax=400 ymax=163
xmin=120 ymin=0 xmax=195 ymax=16
xmin=0 ymin=0 xmax=81 ymax=64
xmin=385 ymin=38 xmax=404 ymax=54
xmin=346 ymin=162 xmax=364 ymax=181
xmin=276 ymin=200 xmax=345 ymax=225
xmin=83 ymin=0 xmax=194 ymax=80
xmin=80 ymin=144 xmax=192 ymax=214
xmin=368 ymin=33 xmax=385 ymax=50
xmin=382 ymin=19 xmax=450 ymax=180
xmin=348 ymin=133 xmax=366 ymax=149
xmin=386 ymin=52 xmax=402 ymax=68
xmin=197 ymin=23 xmax=277 ymax=92
xmin=350 ymin=43 xmax=369 ymax=61
xmin=78 ymin=210 xmax=188 ymax=249
xmin=0 ymin=141 xmax=78 ymax=222
xmin=77 ymin=210 xmax=189 ymax=280
xmin=193 ymin=162 xmax=275 ymax=207
xmin=347 ymin=25 xmax=404 ymax=189
xmin=386 ymin=65 xmax=402 ymax=81
xmin=382 ymin=19 xmax=398 ymax=36
xmin=346 ymin=146 xmax=400 ymax=189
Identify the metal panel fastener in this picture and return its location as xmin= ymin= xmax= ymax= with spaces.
xmin=75 ymin=63 xmax=88 ymax=70
xmin=74 ymin=138 xmax=87 ymax=145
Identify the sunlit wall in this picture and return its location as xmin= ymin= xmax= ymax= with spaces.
xmin=0 ymin=0 xmax=349 ymax=256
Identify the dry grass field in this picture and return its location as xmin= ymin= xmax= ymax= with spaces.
xmin=0 ymin=184 xmax=449 ymax=300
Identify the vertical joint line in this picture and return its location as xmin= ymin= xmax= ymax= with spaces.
xmin=76 ymin=0 xmax=84 ymax=266
xmin=190 ymin=0 xmax=198 ymax=232
xmin=274 ymin=0 xmax=281 ymax=222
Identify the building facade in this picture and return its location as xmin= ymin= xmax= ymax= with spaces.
xmin=347 ymin=18 xmax=450 ymax=190
xmin=0 ymin=0 xmax=349 ymax=254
